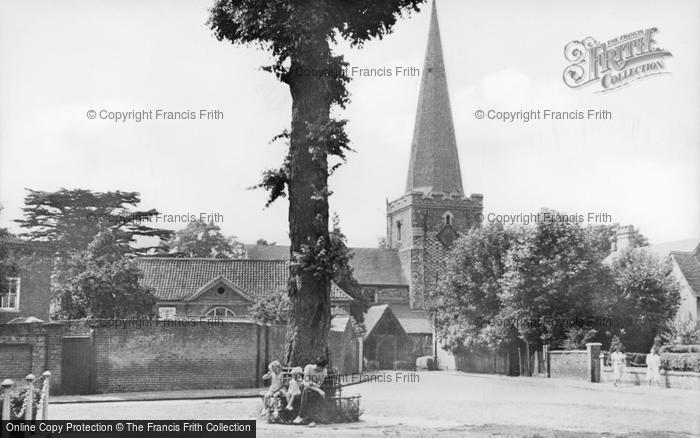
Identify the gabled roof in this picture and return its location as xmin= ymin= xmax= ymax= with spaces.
xmin=671 ymin=251 xmax=700 ymax=297
xmin=136 ymin=257 xmax=353 ymax=301
xmin=363 ymin=304 xmax=408 ymax=341
xmin=244 ymin=245 xmax=408 ymax=286
xmin=390 ymin=304 xmax=433 ymax=334
xmin=184 ymin=276 xmax=254 ymax=302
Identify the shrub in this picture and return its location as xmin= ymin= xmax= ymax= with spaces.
xmin=659 ymin=344 xmax=700 ymax=353
xmin=660 ymin=352 xmax=700 ymax=372
xmin=0 ymin=384 xmax=42 ymax=420
xmin=560 ymin=328 xmax=597 ymax=350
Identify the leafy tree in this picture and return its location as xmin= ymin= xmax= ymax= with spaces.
xmin=256 ymin=239 xmax=276 ymax=246
xmin=377 ymin=236 xmax=389 ymax=249
xmin=559 ymin=327 xmax=597 ymax=350
xmin=51 ymin=229 xmax=156 ymax=319
xmin=208 ymin=0 xmax=423 ymax=365
xmin=162 ymin=220 xmax=245 ymax=258
xmin=250 ymin=290 xmax=291 ymax=324
xmin=500 ymin=209 xmax=614 ymax=349
xmin=609 ymin=248 xmax=680 ymax=352
xmin=15 ymin=188 xmax=171 ymax=256
xmin=429 ymin=222 xmax=517 ymax=352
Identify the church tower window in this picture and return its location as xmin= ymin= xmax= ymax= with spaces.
xmin=396 ymin=221 xmax=402 ymax=241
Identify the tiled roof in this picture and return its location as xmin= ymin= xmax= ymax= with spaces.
xmin=349 ymin=248 xmax=407 ymax=286
xmin=671 ymin=252 xmax=700 ymax=297
xmin=390 ymin=304 xmax=433 ymax=334
xmin=363 ymin=304 xmax=408 ymax=340
xmin=244 ymin=245 xmax=407 ymax=286
xmin=136 ymin=258 xmax=352 ymax=301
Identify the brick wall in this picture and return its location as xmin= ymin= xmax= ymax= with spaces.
xmin=0 ymin=256 xmax=52 ymax=324
xmin=549 ymin=350 xmax=588 ymax=380
xmin=0 ymin=322 xmax=64 ymax=392
xmin=91 ymin=320 xmax=261 ymax=393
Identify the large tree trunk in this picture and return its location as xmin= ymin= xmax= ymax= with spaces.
xmin=284 ymin=41 xmax=332 ymax=367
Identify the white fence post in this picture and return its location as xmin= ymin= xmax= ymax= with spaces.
xmin=1 ymin=379 xmax=12 ymax=420
xmin=42 ymin=371 xmax=51 ymax=420
xmin=24 ymin=374 xmax=35 ymax=421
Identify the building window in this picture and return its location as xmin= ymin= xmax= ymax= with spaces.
xmin=396 ymin=221 xmax=402 ymax=241
xmin=1 ymin=277 xmax=20 ymax=310
xmin=206 ymin=307 xmax=235 ymax=318
xmin=443 ymin=211 xmax=453 ymax=226
xmin=158 ymin=306 xmax=176 ymax=319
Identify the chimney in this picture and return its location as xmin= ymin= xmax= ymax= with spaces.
xmin=615 ymin=225 xmax=637 ymax=251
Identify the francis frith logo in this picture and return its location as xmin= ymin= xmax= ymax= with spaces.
xmin=563 ymin=28 xmax=672 ymax=92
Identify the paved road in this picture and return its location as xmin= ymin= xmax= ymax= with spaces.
xmin=50 ymin=371 xmax=700 ymax=437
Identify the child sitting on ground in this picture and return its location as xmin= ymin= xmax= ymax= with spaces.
xmin=285 ymin=366 xmax=303 ymax=410
xmin=262 ymin=360 xmax=285 ymax=416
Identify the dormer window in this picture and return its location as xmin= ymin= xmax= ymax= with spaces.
xmin=1 ymin=277 xmax=20 ymax=310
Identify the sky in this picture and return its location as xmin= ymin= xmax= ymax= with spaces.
xmin=0 ymin=0 xmax=698 ymax=248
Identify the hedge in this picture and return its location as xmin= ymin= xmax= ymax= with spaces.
xmin=659 ymin=344 xmax=700 ymax=354
xmin=660 ymin=352 xmax=700 ymax=372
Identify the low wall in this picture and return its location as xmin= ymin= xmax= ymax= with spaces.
xmin=602 ymin=366 xmax=700 ymax=391
xmin=548 ymin=350 xmax=588 ymax=380
xmin=92 ymin=320 xmax=263 ymax=393
xmin=1 ymin=320 xmax=361 ymax=395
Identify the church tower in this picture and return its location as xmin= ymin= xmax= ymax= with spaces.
xmin=387 ymin=1 xmax=483 ymax=309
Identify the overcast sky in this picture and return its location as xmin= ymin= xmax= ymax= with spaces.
xmin=0 ymin=0 xmax=698 ymax=248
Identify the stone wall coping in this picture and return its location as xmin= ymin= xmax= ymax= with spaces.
xmin=602 ymin=366 xmax=700 ymax=377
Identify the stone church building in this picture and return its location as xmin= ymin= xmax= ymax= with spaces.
xmin=138 ymin=2 xmax=483 ymax=369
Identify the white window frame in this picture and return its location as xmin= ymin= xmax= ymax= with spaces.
xmin=1 ymin=277 xmax=21 ymax=311
xmin=158 ymin=306 xmax=177 ymax=319
xmin=206 ymin=307 xmax=235 ymax=318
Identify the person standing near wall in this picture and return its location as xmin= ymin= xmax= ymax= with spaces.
xmin=646 ymin=347 xmax=661 ymax=388
xmin=611 ymin=345 xmax=626 ymax=387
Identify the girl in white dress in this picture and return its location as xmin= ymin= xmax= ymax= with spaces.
xmin=646 ymin=347 xmax=661 ymax=387
xmin=262 ymin=360 xmax=285 ymax=415
xmin=610 ymin=346 xmax=626 ymax=387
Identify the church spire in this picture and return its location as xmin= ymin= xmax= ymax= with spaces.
xmin=405 ymin=0 xmax=464 ymax=196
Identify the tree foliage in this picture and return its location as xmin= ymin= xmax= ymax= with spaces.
xmin=429 ymin=222 xmax=516 ymax=352
xmin=161 ymin=220 xmax=245 ymax=258
xmin=432 ymin=209 xmax=681 ymax=355
xmin=609 ymin=248 xmax=680 ymax=351
xmin=500 ymin=209 xmax=614 ymax=346
xmin=51 ymin=229 xmax=157 ymax=319
xmin=15 ymin=188 xmax=171 ymax=256
xmin=250 ymin=289 xmax=291 ymax=325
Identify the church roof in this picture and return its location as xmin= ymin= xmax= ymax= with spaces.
xmin=136 ymin=257 xmax=353 ymax=301
xmin=405 ymin=0 xmax=464 ymax=196
xmin=244 ymin=245 xmax=408 ymax=286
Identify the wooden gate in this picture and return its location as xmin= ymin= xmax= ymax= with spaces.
xmin=61 ymin=336 xmax=93 ymax=394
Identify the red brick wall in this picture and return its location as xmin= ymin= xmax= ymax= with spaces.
xmin=0 ymin=322 xmax=64 ymax=392
xmin=91 ymin=320 xmax=262 ymax=393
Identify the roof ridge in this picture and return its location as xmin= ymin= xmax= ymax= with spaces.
xmin=137 ymin=257 xmax=287 ymax=263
